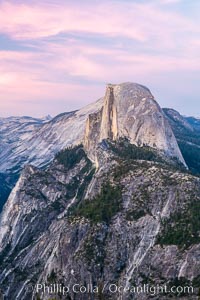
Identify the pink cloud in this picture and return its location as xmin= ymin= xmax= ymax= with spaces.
xmin=0 ymin=70 xmax=103 ymax=117
xmin=0 ymin=1 xmax=200 ymax=117
xmin=0 ymin=35 xmax=200 ymax=115
xmin=0 ymin=0 xmax=198 ymax=44
xmin=0 ymin=1 xmax=145 ymax=41
xmin=36 ymin=39 xmax=200 ymax=82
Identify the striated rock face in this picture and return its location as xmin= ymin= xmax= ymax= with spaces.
xmin=0 ymin=100 xmax=103 ymax=174
xmin=0 ymin=116 xmax=52 ymax=211
xmin=0 ymin=142 xmax=199 ymax=300
xmin=84 ymin=83 xmax=186 ymax=166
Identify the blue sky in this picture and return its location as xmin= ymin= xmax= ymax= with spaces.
xmin=0 ymin=0 xmax=200 ymax=117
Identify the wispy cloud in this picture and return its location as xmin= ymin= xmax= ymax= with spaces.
xmin=0 ymin=1 xmax=145 ymax=41
xmin=0 ymin=0 xmax=198 ymax=43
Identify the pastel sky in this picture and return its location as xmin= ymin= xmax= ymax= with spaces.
xmin=0 ymin=0 xmax=200 ymax=117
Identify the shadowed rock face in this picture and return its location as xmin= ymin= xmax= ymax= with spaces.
xmin=84 ymin=83 xmax=186 ymax=167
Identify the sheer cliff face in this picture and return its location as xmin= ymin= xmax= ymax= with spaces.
xmin=84 ymin=83 xmax=186 ymax=166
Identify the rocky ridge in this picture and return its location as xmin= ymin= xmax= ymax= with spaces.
xmin=0 ymin=141 xmax=199 ymax=299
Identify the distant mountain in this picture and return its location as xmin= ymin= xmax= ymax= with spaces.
xmin=185 ymin=115 xmax=200 ymax=131
xmin=163 ymin=108 xmax=200 ymax=174
xmin=40 ymin=114 xmax=52 ymax=122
